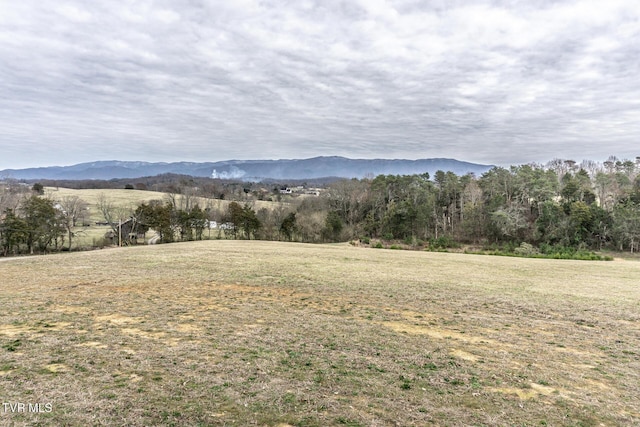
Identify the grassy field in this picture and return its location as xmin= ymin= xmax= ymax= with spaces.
xmin=44 ymin=187 xmax=170 ymax=216
xmin=43 ymin=187 xmax=285 ymax=247
xmin=1 ymin=241 xmax=639 ymax=426
xmin=43 ymin=187 xmax=169 ymax=247
xmin=44 ymin=187 xmax=283 ymax=217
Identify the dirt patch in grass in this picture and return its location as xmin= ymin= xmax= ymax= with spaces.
xmin=380 ymin=320 xmax=497 ymax=344
xmin=1 ymin=240 xmax=639 ymax=426
xmin=74 ymin=341 xmax=108 ymax=349
xmin=45 ymin=363 xmax=71 ymax=373
xmin=94 ymin=314 xmax=144 ymax=324
xmin=489 ymin=382 xmax=560 ymax=400
xmin=450 ymin=349 xmax=479 ymax=362
xmin=0 ymin=324 xmax=32 ymax=337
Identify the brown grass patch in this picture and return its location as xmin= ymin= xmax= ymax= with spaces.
xmin=0 ymin=324 xmax=32 ymax=337
xmin=488 ymin=383 xmax=559 ymax=400
xmin=45 ymin=363 xmax=71 ymax=373
xmin=381 ymin=320 xmax=497 ymax=345
xmin=94 ymin=314 xmax=144 ymax=325
xmin=74 ymin=341 xmax=108 ymax=349
xmin=450 ymin=349 xmax=479 ymax=362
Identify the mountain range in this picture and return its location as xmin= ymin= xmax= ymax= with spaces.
xmin=0 ymin=157 xmax=494 ymax=181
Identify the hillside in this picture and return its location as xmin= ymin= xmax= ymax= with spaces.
xmin=43 ymin=187 xmax=287 ymax=247
xmin=1 ymin=241 xmax=639 ymax=426
xmin=45 ymin=187 xmax=284 ymax=220
xmin=1 ymin=156 xmax=494 ymax=181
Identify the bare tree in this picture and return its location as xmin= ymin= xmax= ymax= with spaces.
xmin=0 ymin=177 xmax=26 ymax=213
xmin=58 ymin=195 xmax=89 ymax=250
xmin=96 ymin=193 xmax=133 ymax=243
xmin=580 ymin=159 xmax=602 ymax=178
xmin=546 ymin=158 xmax=569 ymax=181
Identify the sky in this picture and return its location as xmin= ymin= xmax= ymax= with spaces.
xmin=1 ymin=0 xmax=639 ymax=170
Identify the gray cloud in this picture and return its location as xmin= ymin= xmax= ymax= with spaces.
xmin=1 ymin=0 xmax=639 ymax=169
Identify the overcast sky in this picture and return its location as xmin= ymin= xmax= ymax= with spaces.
xmin=1 ymin=0 xmax=639 ymax=170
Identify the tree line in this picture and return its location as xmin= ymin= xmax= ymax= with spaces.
xmin=314 ymin=157 xmax=640 ymax=253
xmin=1 ymin=156 xmax=639 ymax=256
xmin=107 ymin=156 xmax=640 ymax=253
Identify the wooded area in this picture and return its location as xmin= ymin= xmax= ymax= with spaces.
xmin=1 ymin=157 xmax=639 ymax=256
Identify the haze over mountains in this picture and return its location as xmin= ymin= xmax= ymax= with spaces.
xmin=0 ymin=157 xmax=494 ymax=181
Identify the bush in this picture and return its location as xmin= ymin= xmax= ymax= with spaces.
xmin=429 ymin=236 xmax=460 ymax=250
xmin=514 ymin=242 xmax=539 ymax=256
xmin=32 ymin=183 xmax=44 ymax=194
xmin=361 ymin=237 xmax=370 ymax=245
xmin=92 ymin=237 xmax=112 ymax=248
xmin=477 ymin=242 xmax=612 ymax=261
xmin=372 ymin=241 xmax=384 ymax=249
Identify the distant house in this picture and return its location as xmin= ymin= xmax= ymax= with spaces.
xmin=104 ymin=217 xmax=149 ymax=245
xmin=279 ymin=187 xmax=292 ymax=194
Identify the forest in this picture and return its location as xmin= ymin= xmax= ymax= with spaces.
xmin=1 ymin=157 xmax=639 ymax=257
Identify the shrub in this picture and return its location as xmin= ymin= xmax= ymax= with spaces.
xmin=429 ymin=236 xmax=460 ymax=250
xmin=92 ymin=237 xmax=111 ymax=248
xmin=514 ymin=242 xmax=540 ymax=256
xmin=478 ymin=242 xmax=612 ymax=261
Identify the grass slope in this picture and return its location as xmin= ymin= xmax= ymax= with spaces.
xmin=43 ymin=187 xmax=285 ymax=247
xmin=1 ymin=241 xmax=639 ymax=426
xmin=45 ymin=187 xmax=284 ymax=220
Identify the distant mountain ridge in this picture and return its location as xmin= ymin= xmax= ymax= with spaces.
xmin=0 ymin=157 xmax=494 ymax=181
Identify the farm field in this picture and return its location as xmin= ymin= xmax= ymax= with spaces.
xmin=44 ymin=187 xmax=284 ymax=217
xmin=1 ymin=241 xmax=639 ymax=426
xmin=45 ymin=187 xmax=286 ymax=221
xmin=44 ymin=187 xmax=172 ymax=217
xmin=43 ymin=187 xmax=170 ymax=247
xmin=43 ymin=187 xmax=286 ymax=247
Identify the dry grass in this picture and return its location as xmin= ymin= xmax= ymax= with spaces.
xmin=45 ymin=187 xmax=283 ymax=215
xmin=1 ymin=241 xmax=639 ymax=426
xmin=43 ymin=187 xmax=285 ymax=247
xmin=44 ymin=187 xmax=169 ymax=212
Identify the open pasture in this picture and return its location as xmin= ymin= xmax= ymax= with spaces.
xmin=44 ymin=187 xmax=284 ymax=222
xmin=1 ymin=241 xmax=639 ymax=426
xmin=44 ymin=187 xmax=170 ymax=216
xmin=43 ymin=187 xmax=285 ymax=247
xmin=43 ymin=187 xmax=170 ymax=247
